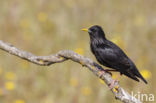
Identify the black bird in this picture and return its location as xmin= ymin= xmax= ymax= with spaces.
xmin=82 ymin=25 xmax=147 ymax=84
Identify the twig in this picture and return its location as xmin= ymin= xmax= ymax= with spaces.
xmin=0 ymin=40 xmax=141 ymax=103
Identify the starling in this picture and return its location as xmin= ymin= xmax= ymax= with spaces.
xmin=82 ymin=25 xmax=147 ymax=84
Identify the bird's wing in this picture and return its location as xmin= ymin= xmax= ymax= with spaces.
xmin=96 ymin=47 xmax=141 ymax=81
xmin=95 ymin=46 xmax=130 ymax=70
xmin=95 ymin=45 xmax=148 ymax=83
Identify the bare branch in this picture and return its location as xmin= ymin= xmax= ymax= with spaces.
xmin=0 ymin=40 xmax=141 ymax=103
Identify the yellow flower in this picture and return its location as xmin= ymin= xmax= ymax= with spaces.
xmin=113 ymin=88 xmax=118 ymax=93
xmin=20 ymin=19 xmax=30 ymax=29
xmin=5 ymin=72 xmax=16 ymax=80
xmin=111 ymin=35 xmax=125 ymax=49
xmin=112 ymin=73 xmax=120 ymax=80
xmin=74 ymin=48 xmax=84 ymax=55
xmin=59 ymin=57 xmax=64 ymax=60
xmin=111 ymin=37 xmax=119 ymax=44
xmin=99 ymin=79 xmax=105 ymax=84
xmin=0 ymin=67 xmax=2 ymax=75
xmin=38 ymin=12 xmax=47 ymax=22
xmin=91 ymin=65 xmax=95 ymax=70
xmin=140 ymin=69 xmax=151 ymax=80
xmin=70 ymin=77 xmax=78 ymax=87
xmin=5 ymin=81 xmax=15 ymax=90
xmin=113 ymin=85 xmax=119 ymax=93
xmin=14 ymin=99 xmax=25 ymax=103
xmin=0 ymin=88 xmax=3 ymax=96
xmin=134 ymin=15 xmax=146 ymax=27
xmin=39 ymin=60 xmax=44 ymax=64
xmin=81 ymin=87 xmax=92 ymax=96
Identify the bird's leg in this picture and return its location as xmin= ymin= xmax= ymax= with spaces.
xmin=105 ymin=69 xmax=118 ymax=72
xmin=104 ymin=69 xmax=118 ymax=76
xmin=109 ymin=74 xmax=121 ymax=89
xmin=99 ymin=69 xmax=118 ymax=77
xmin=98 ymin=71 xmax=105 ymax=77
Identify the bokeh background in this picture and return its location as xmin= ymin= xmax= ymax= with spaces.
xmin=0 ymin=0 xmax=156 ymax=103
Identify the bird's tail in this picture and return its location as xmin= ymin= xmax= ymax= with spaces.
xmin=123 ymin=67 xmax=148 ymax=84
xmin=123 ymin=72 xmax=140 ymax=82
xmin=135 ymin=70 xmax=148 ymax=84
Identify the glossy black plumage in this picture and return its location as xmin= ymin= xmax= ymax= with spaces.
xmin=86 ymin=25 xmax=147 ymax=84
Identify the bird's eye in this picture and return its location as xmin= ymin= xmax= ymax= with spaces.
xmin=91 ymin=29 xmax=96 ymax=32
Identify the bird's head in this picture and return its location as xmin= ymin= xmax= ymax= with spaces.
xmin=82 ymin=25 xmax=106 ymax=39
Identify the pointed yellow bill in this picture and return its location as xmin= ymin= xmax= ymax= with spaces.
xmin=81 ymin=28 xmax=88 ymax=32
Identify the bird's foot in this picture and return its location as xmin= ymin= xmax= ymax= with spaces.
xmin=109 ymin=79 xmax=119 ymax=89
xmin=104 ymin=69 xmax=112 ymax=76
xmin=98 ymin=70 xmax=113 ymax=77
xmin=98 ymin=71 xmax=105 ymax=77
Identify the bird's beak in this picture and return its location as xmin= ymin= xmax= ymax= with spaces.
xmin=81 ymin=28 xmax=88 ymax=32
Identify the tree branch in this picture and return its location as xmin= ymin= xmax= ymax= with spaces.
xmin=0 ymin=40 xmax=141 ymax=103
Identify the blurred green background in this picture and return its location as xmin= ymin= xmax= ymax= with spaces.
xmin=0 ymin=0 xmax=156 ymax=103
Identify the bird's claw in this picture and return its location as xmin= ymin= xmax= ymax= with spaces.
xmin=98 ymin=71 xmax=105 ymax=77
xmin=109 ymin=79 xmax=119 ymax=90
